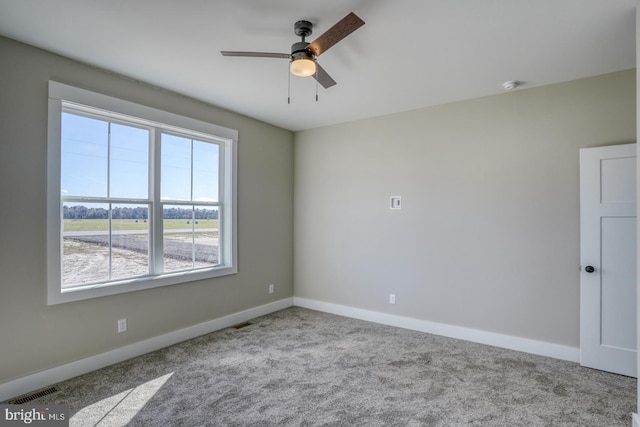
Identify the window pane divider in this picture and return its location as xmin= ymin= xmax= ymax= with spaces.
xmin=159 ymin=201 xmax=221 ymax=207
xmin=151 ymin=128 xmax=163 ymax=275
xmin=61 ymin=197 xmax=152 ymax=204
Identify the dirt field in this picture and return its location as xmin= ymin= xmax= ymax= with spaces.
xmin=62 ymin=235 xmax=219 ymax=287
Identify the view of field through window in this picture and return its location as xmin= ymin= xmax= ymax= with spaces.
xmin=61 ymin=110 xmax=220 ymax=288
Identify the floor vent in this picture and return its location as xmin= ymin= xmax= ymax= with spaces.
xmin=7 ymin=385 xmax=61 ymax=404
xmin=232 ymin=321 xmax=253 ymax=330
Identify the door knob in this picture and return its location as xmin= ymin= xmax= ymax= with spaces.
xmin=585 ymin=266 xmax=595 ymax=273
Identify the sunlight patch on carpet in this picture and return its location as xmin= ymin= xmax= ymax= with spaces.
xmin=70 ymin=372 xmax=173 ymax=426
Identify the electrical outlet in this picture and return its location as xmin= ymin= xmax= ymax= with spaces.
xmin=268 ymin=284 xmax=275 ymax=294
xmin=389 ymin=294 xmax=396 ymax=304
xmin=117 ymin=318 xmax=127 ymax=333
xmin=390 ymin=196 xmax=402 ymax=210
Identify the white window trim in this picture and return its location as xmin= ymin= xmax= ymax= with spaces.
xmin=47 ymin=81 xmax=238 ymax=305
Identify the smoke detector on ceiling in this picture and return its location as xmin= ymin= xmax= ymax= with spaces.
xmin=502 ymin=80 xmax=521 ymax=91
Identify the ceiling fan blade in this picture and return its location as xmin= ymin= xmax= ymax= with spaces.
xmin=306 ymin=12 xmax=365 ymax=57
xmin=313 ymin=63 xmax=337 ymax=89
xmin=221 ymin=51 xmax=290 ymax=59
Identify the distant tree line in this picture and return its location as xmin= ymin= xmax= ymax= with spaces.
xmin=163 ymin=207 xmax=218 ymax=220
xmin=64 ymin=205 xmax=218 ymax=220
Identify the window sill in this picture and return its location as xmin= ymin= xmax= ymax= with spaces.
xmin=48 ymin=265 xmax=237 ymax=305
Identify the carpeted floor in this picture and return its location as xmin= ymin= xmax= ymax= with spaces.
xmin=20 ymin=307 xmax=636 ymax=426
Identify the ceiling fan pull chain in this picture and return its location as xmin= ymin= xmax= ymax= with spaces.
xmin=287 ymin=64 xmax=291 ymax=104
xmin=315 ymin=69 xmax=319 ymax=102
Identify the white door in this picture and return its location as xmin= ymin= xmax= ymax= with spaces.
xmin=580 ymin=143 xmax=636 ymax=377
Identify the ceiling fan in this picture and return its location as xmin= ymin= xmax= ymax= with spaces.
xmin=221 ymin=12 xmax=365 ymax=89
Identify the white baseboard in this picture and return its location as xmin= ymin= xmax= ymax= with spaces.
xmin=0 ymin=296 xmax=584 ymax=402
xmin=293 ymin=297 xmax=580 ymax=363
xmin=0 ymin=298 xmax=293 ymax=402
xmin=633 ymin=412 xmax=640 ymax=427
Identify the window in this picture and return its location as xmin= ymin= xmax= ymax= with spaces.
xmin=47 ymin=82 xmax=237 ymax=304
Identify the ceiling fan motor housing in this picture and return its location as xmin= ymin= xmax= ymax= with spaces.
xmin=291 ymin=41 xmax=314 ymax=61
xmin=292 ymin=20 xmax=314 ymax=61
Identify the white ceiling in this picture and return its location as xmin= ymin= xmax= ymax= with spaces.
xmin=0 ymin=0 xmax=636 ymax=131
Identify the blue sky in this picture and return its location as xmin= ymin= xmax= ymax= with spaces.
xmin=61 ymin=112 xmax=219 ymax=204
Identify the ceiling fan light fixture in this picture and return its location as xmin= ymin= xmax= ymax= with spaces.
xmin=290 ymin=57 xmax=317 ymax=77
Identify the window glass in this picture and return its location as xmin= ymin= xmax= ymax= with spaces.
xmin=62 ymin=202 xmax=110 ymax=286
xmin=110 ymin=203 xmax=150 ymax=281
xmin=60 ymin=113 xmax=224 ymax=288
xmin=163 ymin=204 xmax=195 ymax=273
xmin=162 ymin=205 xmax=220 ymax=273
xmin=161 ymin=134 xmax=192 ymax=201
xmin=110 ymin=123 xmax=149 ymax=199
xmin=193 ymin=140 xmax=219 ymax=202
xmin=194 ymin=206 xmax=219 ymax=267
xmin=61 ymin=113 xmax=108 ymax=197
xmin=62 ymin=202 xmax=150 ymax=286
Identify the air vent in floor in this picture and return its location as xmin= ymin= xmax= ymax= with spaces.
xmin=232 ymin=321 xmax=253 ymax=329
xmin=7 ymin=385 xmax=61 ymax=404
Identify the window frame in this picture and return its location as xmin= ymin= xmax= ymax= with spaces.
xmin=47 ymin=81 xmax=238 ymax=305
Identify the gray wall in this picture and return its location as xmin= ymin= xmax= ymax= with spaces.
xmin=0 ymin=32 xmax=636 ymax=386
xmin=0 ymin=36 xmax=294 ymax=383
xmin=294 ymin=69 xmax=636 ymax=348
